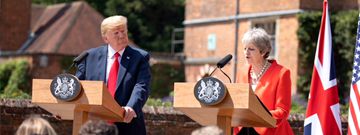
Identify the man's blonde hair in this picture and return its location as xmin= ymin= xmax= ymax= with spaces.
xmin=101 ymin=15 xmax=127 ymax=36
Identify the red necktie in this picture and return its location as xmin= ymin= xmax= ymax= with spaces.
xmin=108 ymin=52 xmax=120 ymax=97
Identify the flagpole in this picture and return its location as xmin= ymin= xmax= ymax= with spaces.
xmin=304 ymin=0 xmax=342 ymax=135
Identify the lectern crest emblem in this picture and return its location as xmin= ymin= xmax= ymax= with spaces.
xmin=50 ymin=74 xmax=81 ymax=101
xmin=194 ymin=77 xmax=227 ymax=105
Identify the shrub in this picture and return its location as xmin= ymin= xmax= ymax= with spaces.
xmin=150 ymin=64 xmax=184 ymax=98
xmin=297 ymin=10 xmax=358 ymax=103
xmin=0 ymin=59 xmax=31 ymax=99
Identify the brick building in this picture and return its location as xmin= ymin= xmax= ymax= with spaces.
xmin=183 ymin=0 xmax=360 ymax=94
xmin=0 ymin=1 xmax=105 ymax=79
xmin=0 ymin=0 xmax=31 ymax=52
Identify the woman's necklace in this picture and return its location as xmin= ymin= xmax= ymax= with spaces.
xmin=250 ymin=61 xmax=270 ymax=84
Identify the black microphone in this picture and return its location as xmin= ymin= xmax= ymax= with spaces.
xmin=73 ymin=51 xmax=89 ymax=64
xmin=217 ymin=54 xmax=233 ymax=68
xmin=209 ymin=54 xmax=233 ymax=83
xmin=65 ymin=51 xmax=88 ymax=73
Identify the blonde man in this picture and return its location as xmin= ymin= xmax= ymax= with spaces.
xmin=76 ymin=15 xmax=151 ymax=135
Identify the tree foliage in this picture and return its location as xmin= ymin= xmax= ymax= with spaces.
xmin=32 ymin=0 xmax=185 ymax=52
xmin=0 ymin=60 xmax=31 ymax=99
xmin=151 ymin=63 xmax=184 ymax=98
xmin=297 ymin=10 xmax=358 ymax=103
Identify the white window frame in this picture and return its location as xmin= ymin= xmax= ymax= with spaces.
xmin=250 ymin=17 xmax=278 ymax=60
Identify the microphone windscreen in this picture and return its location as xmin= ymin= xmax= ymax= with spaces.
xmin=217 ymin=54 xmax=233 ymax=68
xmin=73 ymin=51 xmax=89 ymax=63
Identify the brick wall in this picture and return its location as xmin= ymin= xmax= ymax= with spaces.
xmin=184 ymin=23 xmax=235 ymax=82
xmin=277 ymin=16 xmax=299 ymax=94
xmin=239 ymin=0 xmax=300 ymax=13
xmin=184 ymin=0 xmax=359 ymax=94
xmin=185 ymin=0 xmax=236 ymax=20
xmin=184 ymin=15 xmax=299 ymax=93
xmin=184 ymin=0 xmax=303 ymax=90
xmin=30 ymin=54 xmax=71 ymax=79
xmin=0 ymin=0 xmax=31 ymax=51
xmin=0 ymin=99 xmax=349 ymax=134
xmin=0 ymin=99 xmax=200 ymax=135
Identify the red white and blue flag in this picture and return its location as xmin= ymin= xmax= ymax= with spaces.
xmin=347 ymin=13 xmax=360 ymax=135
xmin=304 ymin=0 xmax=342 ymax=135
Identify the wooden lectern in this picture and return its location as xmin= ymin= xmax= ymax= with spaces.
xmin=32 ymin=79 xmax=125 ymax=135
xmin=173 ymin=83 xmax=276 ymax=135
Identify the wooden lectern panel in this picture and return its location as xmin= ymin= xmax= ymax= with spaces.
xmin=173 ymin=83 xmax=275 ymax=128
xmin=32 ymin=79 xmax=124 ymax=121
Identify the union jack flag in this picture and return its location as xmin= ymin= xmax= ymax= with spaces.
xmin=347 ymin=13 xmax=360 ymax=135
xmin=304 ymin=0 xmax=342 ymax=134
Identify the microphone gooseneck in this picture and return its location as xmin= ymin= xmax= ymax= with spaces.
xmin=209 ymin=68 xmax=217 ymax=77
xmin=73 ymin=51 xmax=89 ymax=64
xmin=219 ymin=68 xmax=232 ymax=83
xmin=208 ymin=54 xmax=233 ymax=83
xmin=65 ymin=51 xmax=89 ymax=73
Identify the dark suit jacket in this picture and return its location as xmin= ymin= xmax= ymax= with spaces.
xmin=75 ymin=45 xmax=151 ymax=135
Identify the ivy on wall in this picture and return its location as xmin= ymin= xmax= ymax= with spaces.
xmin=297 ymin=10 xmax=358 ymax=103
xmin=0 ymin=59 xmax=31 ymax=99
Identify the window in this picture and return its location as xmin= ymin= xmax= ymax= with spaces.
xmin=39 ymin=55 xmax=48 ymax=67
xmin=251 ymin=19 xmax=277 ymax=59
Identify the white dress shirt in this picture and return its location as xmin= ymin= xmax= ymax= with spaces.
xmin=106 ymin=44 xmax=125 ymax=84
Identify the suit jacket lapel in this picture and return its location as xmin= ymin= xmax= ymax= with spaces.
xmin=97 ymin=46 xmax=107 ymax=81
xmin=116 ymin=46 xmax=131 ymax=90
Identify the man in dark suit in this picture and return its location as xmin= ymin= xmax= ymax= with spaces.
xmin=75 ymin=15 xmax=151 ymax=135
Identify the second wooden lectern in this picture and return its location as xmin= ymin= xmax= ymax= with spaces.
xmin=173 ymin=83 xmax=276 ymax=135
xmin=32 ymin=79 xmax=125 ymax=135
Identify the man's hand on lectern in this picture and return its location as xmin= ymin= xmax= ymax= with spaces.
xmin=123 ymin=106 xmax=137 ymax=123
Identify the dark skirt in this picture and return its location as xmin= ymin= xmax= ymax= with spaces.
xmin=237 ymin=127 xmax=259 ymax=135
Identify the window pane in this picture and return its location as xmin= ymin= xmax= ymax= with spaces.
xmin=251 ymin=20 xmax=276 ymax=58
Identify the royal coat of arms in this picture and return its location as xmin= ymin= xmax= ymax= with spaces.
xmin=50 ymin=74 xmax=81 ymax=101
xmin=194 ymin=77 xmax=227 ymax=105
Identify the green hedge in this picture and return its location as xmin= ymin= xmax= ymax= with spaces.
xmin=0 ymin=59 xmax=31 ymax=99
xmin=150 ymin=64 xmax=184 ymax=98
xmin=297 ymin=10 xmax=358 ymax=103
xmin=145 ymin=64 xmax=184 ymax=107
